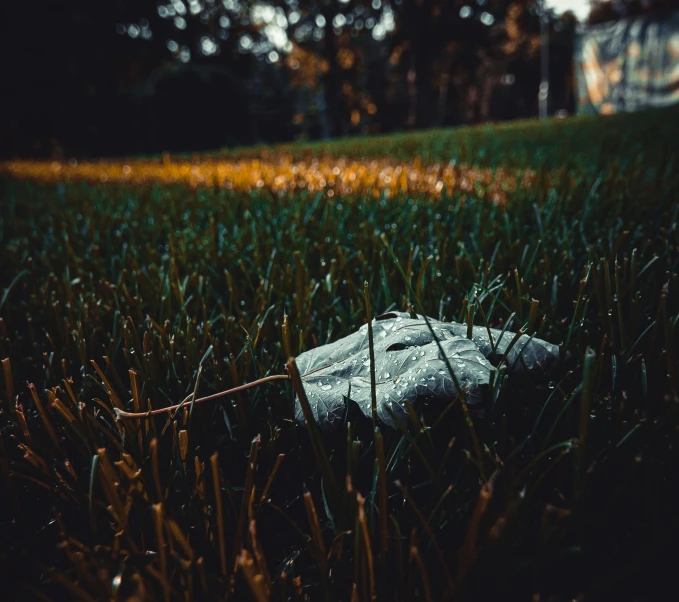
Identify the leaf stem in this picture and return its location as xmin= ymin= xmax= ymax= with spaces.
xmin=114 ymin=374 xmax=290 ymax=420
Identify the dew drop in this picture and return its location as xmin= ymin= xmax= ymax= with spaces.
xmin=321 ymin=384 xmax=332 ymax=391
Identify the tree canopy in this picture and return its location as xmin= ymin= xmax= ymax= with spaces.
xmin=2 ymin=1 xmax=580 ymax=157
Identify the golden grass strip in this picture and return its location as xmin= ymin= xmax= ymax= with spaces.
xmin=0 ymin=156 xmax=538 ymax=205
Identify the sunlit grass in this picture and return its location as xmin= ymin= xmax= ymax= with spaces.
xmin=0 ymin=155 xmax=537 ymax=206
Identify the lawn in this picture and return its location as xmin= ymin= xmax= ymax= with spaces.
xmin=1 ymin=108 xmax=678 ymax=601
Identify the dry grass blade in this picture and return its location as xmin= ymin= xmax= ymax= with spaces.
xmin=258 ymin=453 xmax=285 ymax=507
xmin=374 ymin=429 xmax=389 ymax=559
xmin=410 ymin=544 xmax=433 ymax=602
xmin=233 ymin=435 xmax=261 ymax=572
xmin=302 ymin=490 xmax=327 ymax=573
xmin=457 ymin=473 xmax=496 ymax=582
xmin=95 ymin=448 xmax=125 ymax=528
xmin=210 ymin=452 xmax=229 ymax=582
xmin=178 ymin=429 xmax=189 ymax=476
xmin=2 ymin=357 xmax=14 ymax=414
xmin=167 ymin=518 xmax=196 ymax=562
xmin=90 ymin=360 xmax=125 ymax=411
xmin=14 ymin=405 xmax=32 ymax=445
xmin=394 ymin=480 xmax=455 ymax=598
xmin=49 ymin=570 xmax=98 ymax=602
xmin=129 ymin=369 xmax=141 ymax=414
xmin=248 ymin=519 xmax=272 ymax=595
xmin=282 ymin=314 xmax=293 ymax=360
xmin=459 ymin=397 xmax=487 ymax=482
xmin=29 ymin=384 xmax=62 ymax=453
xmin=357 ymin=493 xmax=376 ymax=601
xmin=238 ymin=548 xmax=270 ymax=602
xmin=152 ymin=503 xmax=170 ymax=602
xmin=150 ymin=438 xmax=164 ymax=504
xmin=0 ymin=427 xmax=20 ymax=516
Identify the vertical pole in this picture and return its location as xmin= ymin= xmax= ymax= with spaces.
xmin=539 ymin=0 xmax=550 ymax=120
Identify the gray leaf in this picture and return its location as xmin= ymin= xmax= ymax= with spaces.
xmin=443 ymin=322 xmax=561 ymax=379
xmin=294 ymin=312 xmax=493 ymax=430
xmin=294 ymin=311 xmax=562 ymax=430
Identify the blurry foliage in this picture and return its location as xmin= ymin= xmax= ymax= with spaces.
xmin=3 ymin=1 xmax=579 ymax=158
xmin=588 ymin=0 xmax=679 ymax=24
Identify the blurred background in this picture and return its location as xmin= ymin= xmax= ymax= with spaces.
xmin=2 ymin=0 xmax=678 ymax=158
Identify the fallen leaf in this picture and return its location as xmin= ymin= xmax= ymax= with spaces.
xmin=295 ymin=312 xmax=491 ymax=430
xmin=294 ymin=311 xmax=561 ymax=430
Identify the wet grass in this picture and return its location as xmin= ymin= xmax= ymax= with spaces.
xmin=214 ymin=104 xmax=679 ymax=172
xmin=1 ymin=111 xmax=678 ymax=601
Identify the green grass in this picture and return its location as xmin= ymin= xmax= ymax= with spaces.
xmin=212 ymin=104 xmax=679 ymax=172
xmin=1 ymin=109 xmax=678 ymax=601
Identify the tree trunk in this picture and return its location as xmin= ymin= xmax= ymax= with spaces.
xmin=402 ymin=0 xmax=435 ymax=129
xmin=322 ymin=10 xmax=345 ymax=138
